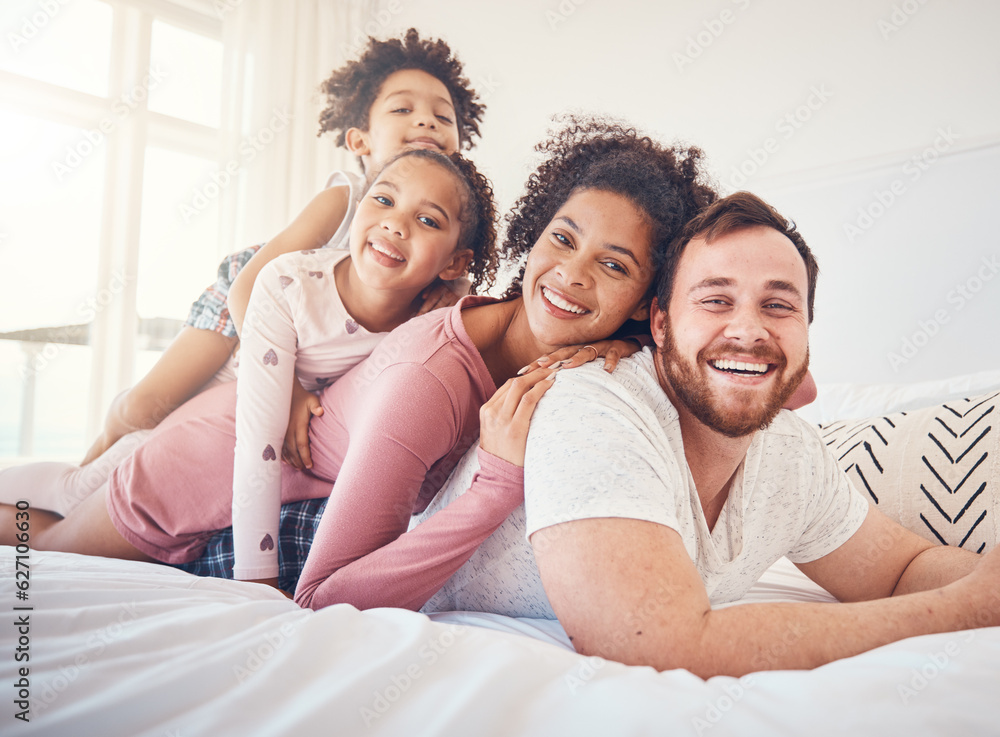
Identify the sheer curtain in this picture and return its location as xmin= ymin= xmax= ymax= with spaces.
xmin=217 ymin=0 xmax=376 ymax=254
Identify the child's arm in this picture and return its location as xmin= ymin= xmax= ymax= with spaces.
xmin=81 ymin=244 xmax=260 ymax=465
xmin=231 ymin=260 xmax=305 ymax=584
xmin=81 ymin=328 xmax=236 ymax=465
xmin=228 ymin=185 xmax=352 ymax=335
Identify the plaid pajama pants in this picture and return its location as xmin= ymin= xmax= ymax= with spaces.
xmin=174 ymin=497 xmax=328 ymax=593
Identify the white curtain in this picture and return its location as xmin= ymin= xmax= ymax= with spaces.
xmin=217 ymin=0 xmax=377 ymax=254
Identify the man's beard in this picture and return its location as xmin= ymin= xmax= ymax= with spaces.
xmin=657 ymin=323 xmax=809 ymax=439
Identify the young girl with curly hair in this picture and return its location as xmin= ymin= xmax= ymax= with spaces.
xmin=229 ymin=27 xmax=489 ymax=332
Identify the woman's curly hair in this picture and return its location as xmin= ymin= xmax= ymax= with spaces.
xmin=501 ymin=115 xmax=718 ymax=298
xmin=372 ymin=148 xmax=498 ymax=294
xmin=317 ymin=28 xmax=485 ymax=151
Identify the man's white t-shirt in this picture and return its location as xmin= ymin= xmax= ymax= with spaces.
xmin=421 ymin=348 xmax=870 ymax=617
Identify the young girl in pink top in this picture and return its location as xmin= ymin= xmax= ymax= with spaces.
xmin=228 ymin=148 xmax=496 ymax=586
xmin=0 ymin=118 xmax=722 ymax=607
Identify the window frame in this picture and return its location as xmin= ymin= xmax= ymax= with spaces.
xmin=0 ymin=0 xmax=227 ymax=458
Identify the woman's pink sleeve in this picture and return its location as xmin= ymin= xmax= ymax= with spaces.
xmin=297 ymin=447 xmax=522 ymax=611
xmin=294 ymin=361 xmax=457 ymax=608
xmin=293 ymin=361 xmax=520 ymax=610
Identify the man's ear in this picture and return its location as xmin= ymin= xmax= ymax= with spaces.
xmin=344 ymin=127 xmax=371 ymax=157
xmin=649 ymin=297 xmax=669 ymax=349
xmin=437 ymin=248 xmax=473 ymax=281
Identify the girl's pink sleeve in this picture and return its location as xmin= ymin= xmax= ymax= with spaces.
xmin=294 ymin=363 xmax=519 ymax=611
xmin=231 ymin=261 xmax=299 ymax=580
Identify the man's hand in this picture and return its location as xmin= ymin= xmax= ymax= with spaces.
xmin=282 ymin=383 xmax=323 ymax=470
xmin=953 ymin=545 xmax=1000 ymax=625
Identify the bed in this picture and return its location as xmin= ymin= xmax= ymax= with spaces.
xmin=4 ymin=371 xmax=1000 ymax=736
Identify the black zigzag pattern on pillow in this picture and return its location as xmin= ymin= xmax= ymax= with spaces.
xmin=820 ymin=392 xmax=997 ymax=552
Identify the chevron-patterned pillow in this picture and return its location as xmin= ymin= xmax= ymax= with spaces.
xmin=818 ymin=391 xmax=999 ymax=552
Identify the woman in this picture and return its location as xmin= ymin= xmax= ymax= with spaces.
xmin=2 ymin=117 xmax=719 ymax=610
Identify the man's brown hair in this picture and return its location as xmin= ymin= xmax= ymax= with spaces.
xmin=655 ymin=191 xmax=819 ymax=323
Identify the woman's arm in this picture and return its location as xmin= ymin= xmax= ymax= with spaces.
xmin=298 ymin=448 xmax=524 ymax=610
xmin=228 ymin=185 xmax=351 ymax=334
xmin=294 ymin=368 xmax=556 ymax=611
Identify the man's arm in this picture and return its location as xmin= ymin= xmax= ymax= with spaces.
xmin=795 ymin=502 xmax=982 ymax=599
xmin=531 ymin=512 xmax=999 ymax=679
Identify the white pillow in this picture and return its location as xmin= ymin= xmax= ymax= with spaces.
xmin=797 ymin=369 xmax=1000 ymax=425
xmin=819 ymin=390 xmax=999 ymax=552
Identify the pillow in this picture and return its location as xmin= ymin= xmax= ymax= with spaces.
xmin=796 ymin=369 xmax=1000 ymax=425
xmin=819 ymin=390 xmax=999 ymax=552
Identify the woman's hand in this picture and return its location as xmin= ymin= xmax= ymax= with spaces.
xmin=479 ymin=368 xmax=558 ymax=467
xmin=283 ymin=382 xmax=323 ymax=470
xmin=517 ymin=337 xmax=646 ymax=376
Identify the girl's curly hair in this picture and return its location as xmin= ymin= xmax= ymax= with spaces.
xmin=318 ymin=28 xmax=485 ymax=151
xmin=501 ymin=115 xmax=718 ymax=298
xmin=372 ymin=148 xmax=498 ymax=294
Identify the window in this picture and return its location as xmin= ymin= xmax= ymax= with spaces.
xmin=0 ymin=0 xmax=113 ymax=97
xmin=0 ymin=0 xmax=227 ymax=460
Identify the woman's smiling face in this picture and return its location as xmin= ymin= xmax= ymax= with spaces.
xmin=520 ymin=188 xmax=657 ymax=350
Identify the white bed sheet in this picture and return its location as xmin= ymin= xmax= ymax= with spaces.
xmin=3 ymin=547 xmax=998 ymax=736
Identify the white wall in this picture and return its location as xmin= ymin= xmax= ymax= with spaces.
xmin=369 ymin=0 xmax=1000 ymax=385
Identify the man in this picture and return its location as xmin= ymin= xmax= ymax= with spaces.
xmin=519 ymin=191 xmax=999 ymax=678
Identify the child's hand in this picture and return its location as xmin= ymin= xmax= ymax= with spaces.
xmin=283 ymin=383 xmax=323 ymax=470
xmin=517 ymin=338 xmax=646 ymax=376
xmin=480 ymin=368 xmax=558 ymax=467
xmin=415 ymin=276 xmax=472 ymax=315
